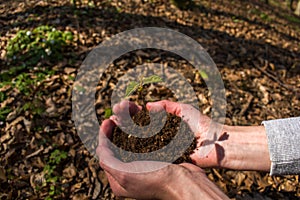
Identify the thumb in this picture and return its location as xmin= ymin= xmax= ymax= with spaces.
xmin=146 ymin=100 xmax=204 ymax=135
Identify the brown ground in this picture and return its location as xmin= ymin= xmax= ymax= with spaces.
xmin=0 ymin=0 xmax=300 ymax=199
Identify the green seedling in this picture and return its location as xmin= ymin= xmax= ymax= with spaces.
xmin=125 ymin=75 xmax=163 ymax=98
xmin=22 ymin=100 xmax=45 ymax=117
xmin=199 ymin=70 xmax=209 ymax=80
xmin=104 ymin=108 xmax=113 ymax=119
xmin=0 ymin=107 xmax=11 ymax=121
xmin=43 ymin=149 xmax=67 ymax=199
xmin=124 ymin=74 xmax=162 ymax=108
xmin=0 ymin=91 xmax=7 ymax=102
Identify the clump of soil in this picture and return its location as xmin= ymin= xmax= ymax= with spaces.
xmin=112 ymin=108 xmax=197 ymax=164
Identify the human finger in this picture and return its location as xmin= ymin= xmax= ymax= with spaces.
xmin=96 ymin=121 xmax=116 ymax=162
xmin=99 ymin=119 xmax=116 ymax=139
xmin=113 ymin=100 xmax=142 ymax=117
xmin=146 ymin=100 xmax=203 ymax=134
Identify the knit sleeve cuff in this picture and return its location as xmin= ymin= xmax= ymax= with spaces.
xmin=262 ymin=117 xmax=300 ymax=175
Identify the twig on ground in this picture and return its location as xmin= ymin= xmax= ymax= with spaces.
xmin=252 ymin=61 xmax=300 ymax=95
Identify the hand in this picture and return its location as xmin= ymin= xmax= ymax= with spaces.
xmin=96 ymin=101 xmax=230 ymax=200
xmin=147 ymin=100 xmax=271 ymax=171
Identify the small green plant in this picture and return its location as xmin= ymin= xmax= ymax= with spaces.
xmin=0 ymin=107 xmax=11 ymax=122
xmin=260 ymin=13 xmax=270 ymax=21
xmin=104 ymin=108 xmax=113 ymax=119
xmin=249 ymin=8 xmax=270 ymax=21
xmin=198 ymin=70 xmax=209 ymax=80
xmin=0 ymin=65 xmax=27 ymax=82
xmin=43 ymin=149 xmax=67 ymax=199
xmin=14 ymin=73 xmax=34 ymax=96
xmin=12 ymin=70 xmax=53 ymax=96
xmin=0 ymin=91 xmax=7 ymax=102
xmin=6 ymin=25 xmax=73 ymax=66
xmin=125 ymin=75 xmax=163 ymax=98
xmin=124 ymin=75 xmax=162 ymax=108
xmin=22 ymin=100 xmax=45 ymax=116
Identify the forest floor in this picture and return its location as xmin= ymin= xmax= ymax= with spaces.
xmin=0 ymin=0 xmax=300 ymax=199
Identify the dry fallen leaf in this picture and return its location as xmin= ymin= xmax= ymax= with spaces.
xmin=63 ymin=164 xmax=77 ymax=179
xmin=0 ymin=166 xmax=6 ymax=182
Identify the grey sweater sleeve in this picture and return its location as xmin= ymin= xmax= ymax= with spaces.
xmin=262 ymin=117 xmax=300 ymax=175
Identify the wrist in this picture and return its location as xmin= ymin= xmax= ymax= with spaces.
xmin=159 ymin=168 xmax=188 ymax=200
xmin=160 ymin=167 xmax=229 ymax=200
xmin=218 ymin=125 xmax=271 ymax=171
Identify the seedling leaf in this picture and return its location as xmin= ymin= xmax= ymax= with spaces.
xmin=142 ymin=75 xmax=163 ymax=85
xmin=199 ymin=70 xmax=208 ymax=80
xmin=104 ymin=108 xmax=113 ymax=119
xmin=125 ymin=81 xmax=139 ymax=98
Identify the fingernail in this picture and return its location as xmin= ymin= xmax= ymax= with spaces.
xmin=146 ymin=102 xmax=153 ymax=110
xmin=109 ymin=116 xmax=118 ymax=124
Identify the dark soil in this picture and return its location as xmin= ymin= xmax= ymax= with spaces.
xmin=112 ymin=108 xmax=197 ymax=164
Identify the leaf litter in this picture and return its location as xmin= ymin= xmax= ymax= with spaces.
xmin=0 ymin=0 xmax=299 ymax=199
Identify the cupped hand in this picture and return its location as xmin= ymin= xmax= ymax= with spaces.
xmin=109 ymin=100 xmax=226 ymax=168
xmin=146 ymin=100 xmax=271 ymax=171
xmin=109 ymin=100 xmax=142 ymax=126
xmin=146 ymin=100 xmax=224 ymax=168
xmin=96 ymin=101 xmax=229 ymax=199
